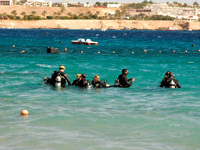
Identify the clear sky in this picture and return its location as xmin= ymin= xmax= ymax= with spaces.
xmin=53 ymin=0 xmax=198 ymax=5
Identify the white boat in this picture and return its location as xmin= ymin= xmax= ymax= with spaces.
xmin=168 ymin=27 xmax=178 ymax=31
xmin=71 ymin=38 xmax=98 ymax=45
xmin=100 ymin=28 xmax=107 ymax=31
xmin=124 ymin=27 xmax=130 ymax=30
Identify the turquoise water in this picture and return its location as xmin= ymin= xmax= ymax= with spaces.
xmin=0 ymin=29 xmax=200 ymax=149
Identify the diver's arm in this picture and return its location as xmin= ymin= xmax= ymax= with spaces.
xmin=50 ymin=71 xmax=57 ymax=85
xmin=160 ymin=79 xmax=165 ymax=87
xmin=175 ymin=79 xmax=181 ymax=88
xmin=91 ymin=80 xmax=95 ymax=86
xmin=128 ymin=78 xmax=132 ymax=82
xmin=72 ymin=80 xmax=76 ymax=86
xmin=176 ymin=83 xmax=181 ymax=88
xmin=64 ymin=74 xmax=71 ymax=85
xmin=124 ymin=77 xmax=133 ymax=87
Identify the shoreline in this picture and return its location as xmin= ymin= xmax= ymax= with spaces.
xmin=1 ymin=20 xmax=200 ymax=30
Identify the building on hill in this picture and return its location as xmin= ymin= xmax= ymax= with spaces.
xmin=107 ymin=4 xmax=121 ymax=8
xmin=25 ymin=0 xmax=52 ymax=7
xmin=128 ymin=3 xmax=199 ymax=21
xmin=67 ymin=1 xmax=82 ymax=7
xmin=145 ymin=3 xmax=199 ymax=21
xmin=0 ymin=0 xmax=12 ymax=5
xmin=83 ymin=2 xmax=93 ymax=7
xmin=61 ymin=1 xmax=67 ymax=7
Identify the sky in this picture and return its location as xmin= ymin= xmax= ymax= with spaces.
xmin=53 ymin=0 xmax=199 ymax=5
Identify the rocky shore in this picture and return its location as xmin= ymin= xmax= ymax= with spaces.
xmin=0 ymin=20 xmax=200 ymax=30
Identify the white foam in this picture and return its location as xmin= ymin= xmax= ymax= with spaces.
xmin=36 ymin=64 xmax=52 ymax=68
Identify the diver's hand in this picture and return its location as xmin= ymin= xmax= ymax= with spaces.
xmin=131 ymin=78 xmax=135 ymax=82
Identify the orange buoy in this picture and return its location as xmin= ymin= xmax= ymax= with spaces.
xmin=185 ymin=50 xmax=188 ymax=53
xmin=131 ymin=51 xmax=134 ymax=54
xmin=144 ymin=49 xmax=147 ymax=53
xmin=81 ymin=51 xmax=83 ymax=53
xmin=198 ymin=50 xmax=200 ymax=52
xmin=13 ymin=45 xmax=15 ymax=47
xmin=173 ymin=50 xmax=176 ymax=53
xmin=64 ymin=48 xmax=67 ymax=52
xmin=21 ymin=110 xmax=29 ymax=116
xmin=97 ymin=51 xmax=100 ymax=54
xmin=112 ymin=51 xmax=115 ymax=53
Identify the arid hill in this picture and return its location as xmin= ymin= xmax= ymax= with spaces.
xmin=0 ymin=5 xmax=118 ymax=17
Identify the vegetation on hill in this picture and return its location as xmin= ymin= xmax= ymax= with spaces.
xmin=0 ymin=1 xmax=199 ymax=21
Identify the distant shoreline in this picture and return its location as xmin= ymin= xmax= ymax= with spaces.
xmin=0 ymin=20 xmax=200 ymax=30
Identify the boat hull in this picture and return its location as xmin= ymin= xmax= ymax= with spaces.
xmin=71 ymin=42 xmax=98 ymax=45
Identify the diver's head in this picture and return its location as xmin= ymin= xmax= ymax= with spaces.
xmin=76 ymin=73 xmax=81 ymax=79
xmin=59 ymin=65 xmax=66 ymax=72
xmin=165 ymin=71 xmax=171 ymax=76
xmin=81 ymin=74 xmax=86 ymax=79
xmin=122 ymin=69 xmax=128 ymax=76
xmin=164 ymin=71 xmax=171 ymax=78
xmin=168 ymin=72 xmax=174 ymax=78
xmin=94 ymin=75 xmax=100 ymax=82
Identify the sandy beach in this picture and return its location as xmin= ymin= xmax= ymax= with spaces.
xmin=0 ymin=20 xmax=200 ymax=30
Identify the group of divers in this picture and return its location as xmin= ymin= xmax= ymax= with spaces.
xmin=43 ymin=65 xmax=181 ymax=89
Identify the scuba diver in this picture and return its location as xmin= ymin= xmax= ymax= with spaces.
xmin=91 ymin=75 xmax=110 ymax=88
xmin=115 ymin=69 xmax=135 ymax=88
xmin=77 ymin=74 xmax=91 ymax=88
xmin=160 ymin=71 xmax=181 ymax=88
xmin=72 ymin=73 xmax=82 ymax=86
xmin=49 ymin=65 xmax=71 ymax=87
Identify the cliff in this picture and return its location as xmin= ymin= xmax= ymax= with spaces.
xmin=0 ymin=20 xmax=200 ymax=30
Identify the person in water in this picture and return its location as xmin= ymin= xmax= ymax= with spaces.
xmin=91 ymin=75 xmax=109 ymax=88
xmin=72 ymin=73 xmax=81 ymax=86
xmin=77 ymin=74 xmax=91 ymax=88
xmin=160 ymin=71 xmax=181 ymax=88
xmin=115 ymin=69 xmax=135 ymax=88
xmin=50 ymin=65 xmax=71 ymax=87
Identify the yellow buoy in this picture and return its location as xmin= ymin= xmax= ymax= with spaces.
xmin=21 ymin=110 xmax=29 ymax=116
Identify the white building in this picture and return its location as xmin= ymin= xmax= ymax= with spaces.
xmin=108 ymin=11 xmax=116 ymax=15
xmin=67 ymin=1 xmax=81 ymax=6
xmin=144 ymin=3 xmax=199 ymax=21
xmin=107 ymin=4 xmax=121 ymax=8
xmin=61 ymin=1 xmax=67 ymax=7
xmin=25 ymin=0 xmax=52 ymax=7
xmin=0 ymin=0 xmax=12 ymax=5
xmin=83 ymin=2 xmax=93 ymax=7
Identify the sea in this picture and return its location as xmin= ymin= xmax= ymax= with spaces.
xmin=0 ymin=29 xmax=200 ymax=150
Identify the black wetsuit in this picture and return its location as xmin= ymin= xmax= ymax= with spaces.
xmin=72 ymin=79 xmax=81 ymax=86
xmin=117 ymin=74 xmax=134 ymax=88
xmin=91 ymin=80 xmax=105 ymax=88
xmin=160 ymin=77 xmax=181 ymax=88
xmin=78 ymin=78 xmax=90 ymax=87
xmin=50 ymin=71 xmax=71 ymax=87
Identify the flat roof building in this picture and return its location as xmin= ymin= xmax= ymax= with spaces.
xmin=0 ymin=0 xmax=12 ymax=5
